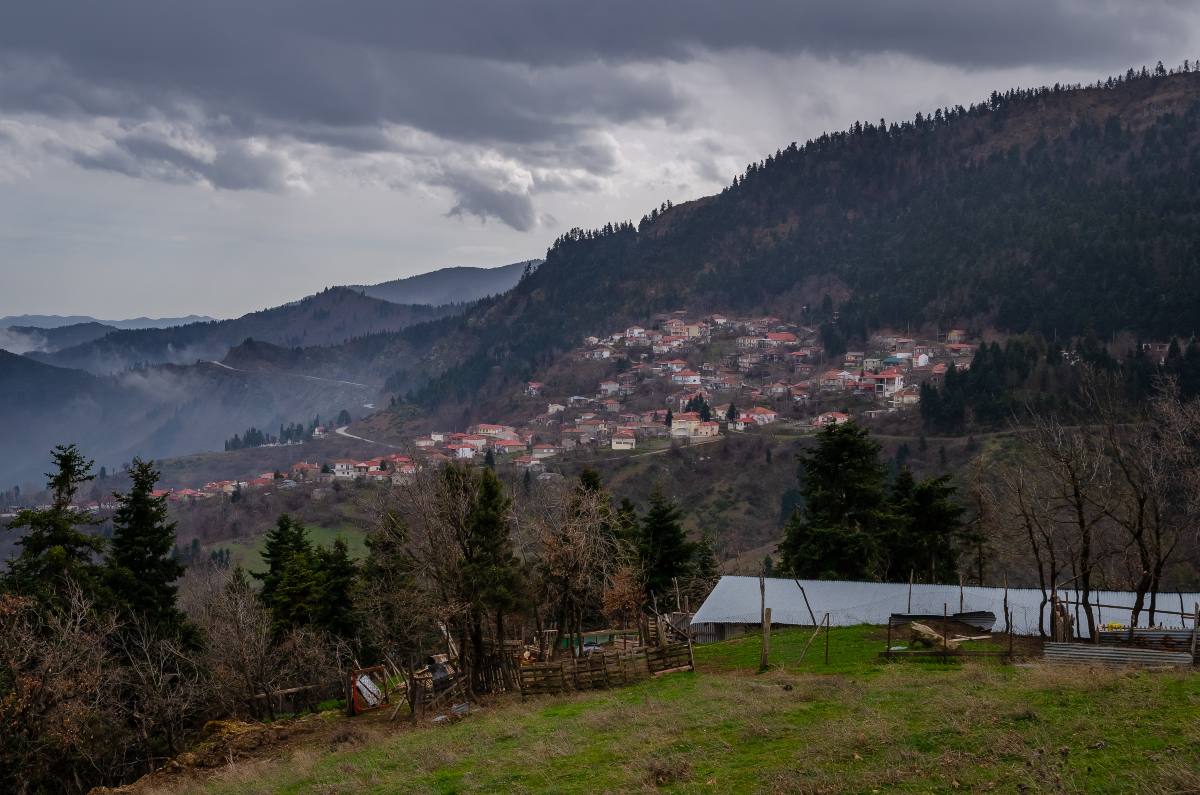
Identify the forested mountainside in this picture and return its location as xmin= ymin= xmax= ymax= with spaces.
xmin=407 ymin=69 xmax=1200 ymax=408
xmin=352 ymin=260 xmax=537 ymax=306
xmin=26 ymin=287 xmax=455 ymax=375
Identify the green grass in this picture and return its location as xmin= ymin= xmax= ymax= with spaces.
xmin=208 ymin=525 xmax=368 ymax=571
xmin=182 ymin=627 xmax=1200 ymax=794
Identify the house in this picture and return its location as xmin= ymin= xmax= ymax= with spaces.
xmin=601 ymin=398 xmax=622 ymax=414
xmin=890 ymin=386 xmax=921 ymax=407
xmin=291 ymin=461 xmax=320 ymax=480
xmin=819 ymin=370 xmax=858 ymax=391
xmin=861 ymin=367 xmax=905 ymax=398
xmin=413 ymin=436 xmax=435 ymax=448
xmin=863 ymin=357 xmax=882 ymax=371
xmin=812 ymin=411 xmax=850 ymax=427
xmin=331 ymin=459 xmax=358 ymax=479
xmin=731 ymin=416 xmax=756 ymax=432
xmin=764 ymin=331 xmax=798 ymax=346
xmin=693 ymin=421 xmax=721 ymax=438
xmin=742 ymin=406 xmax=778 ymax=425
xmin=531 ymin=443 xmax=559 ymax=459
xmin=599 ymin=380 xmax=620 ymax=396
xmin=446 ymin=444 xmax=476 ymax=460
xmin=547 ymin=403 xmax=566 ymax=415
xmin=671 ymin=369 xmax=701 ymax=386
xmin=664 ymin=358 xmax=689 ymax=373
xmin=844 ymin=351 xmax=865 ymax=367
xmin=461 ymin=434 xmax=490 ymax=452
xmin=670 ymin=411 xmax=702 ymax=437
xmin=492 ymin=439 xmax=527 ymax=455
xmin=471 ymin=423 xmax=517 ymax=438
xmin=611 ymin=430 xmax=637 ymax=450
xmin=311 ymin=426 xmax=327 ymax=439
xmin=525 ymin=381 xmax=544 ymax=397
xmin=513 ymin=455 xmax=545 ymax=472
xmin=625 ymin=325 xmax=646 ymax=339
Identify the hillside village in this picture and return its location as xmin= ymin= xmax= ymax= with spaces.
xmin=124 ymin=311 xmax=982 ymax=504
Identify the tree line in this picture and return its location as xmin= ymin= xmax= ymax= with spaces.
xmin=0 ymin=446 xmax=712 ymax=793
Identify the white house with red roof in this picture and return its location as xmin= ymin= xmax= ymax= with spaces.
xmin=446 ymin=444 xmax=476 ymax=460
xmin=671 ymin=369 xmax=701 ymax=386
xmin=531 ymin=442 xmax=559 ymax=459
xmin=742 ymin=406 xmax=778 ymax=425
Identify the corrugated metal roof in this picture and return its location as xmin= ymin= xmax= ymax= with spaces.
xmin=692 ymin=576 xmax=1200 ymax=638
xmin=1044 ymin=643 xmax=1193 ymax=667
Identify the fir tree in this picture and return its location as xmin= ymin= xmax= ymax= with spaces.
xmin=636 ymin=486 xmax=694 ymax=599
xmin=105 ymin=458 xmax=189 ymax=638
xmin=253 ymin=514 xmax=312 ymax=608
xmin=4 ymin=444 xmax=107 ymax=606
xmin=777 ymin=423 xmax=891 ymax=579
xmin=313 ymin=537 xmax=358 ymax=637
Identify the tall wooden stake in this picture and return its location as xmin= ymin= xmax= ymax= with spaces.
xmin=760 ymin=607 xmax=772 ymax=671
xmin=959 ymin=575 xmax=964 ymax=613
xmin=1003 ymin=572 xmax=1009 ymax=635
xmin=907 ymin=570 xmax=913 ymax=613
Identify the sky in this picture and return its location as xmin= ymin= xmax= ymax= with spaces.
xmin=2 ymin=1 xmax=1199 ymax=319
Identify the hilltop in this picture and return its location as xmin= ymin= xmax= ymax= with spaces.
xmin=351 ymin=260 xmax=537 ymax=306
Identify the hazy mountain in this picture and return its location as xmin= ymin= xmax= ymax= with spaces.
xmin=0 ymin=350 xmax=375 ymax=488
xmin=0 ymin=322 xmax=118 ymax=355
xmin=26 ymin=287 xmax=457 ymax=375
xmin=0 ymin=314 xmax=214 ymax=330
xmin=350 ymin=260 xmax=536 ymax=306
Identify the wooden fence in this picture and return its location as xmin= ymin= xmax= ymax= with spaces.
xmin=518 ymin=642 xmax=693 ymax=698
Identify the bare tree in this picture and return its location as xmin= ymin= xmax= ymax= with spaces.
xmin=1014 ymin=408 xmax=1111 ymax=638
xmin=112 ymin=616 xmax=209 ymax=772
xmin=0 ymin=583 xmax=123 ymax=794
xmin=523 ymin=481 xmax=620 ymax=659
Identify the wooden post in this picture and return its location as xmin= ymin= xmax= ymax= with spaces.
xmin=942 ymin=602 xmax=949 ymax=661
xmin=1007 ymin=609 xmax=1014 ymax=657
xmin=1003 ymin=573 xmax=1009 ymax=635
xmin=824 ymin=613 xmax=830 ymax=665
xmin=760 ymin=607 xmax=772 ymax=671
xmin=1179 ymin=594 xmax=1186 ymax=629
xmin=673 ymin=577 xmax=682 ymax=613
xmin=959 ymin=575 xmax=964 ymax=614
xmin=795 ymin=579 xmax=817 ymax=626
xmin=907 ymin=570 xmax=913 ymax=613
xmin=1192 ymin=603 xmax=1198 ymax=661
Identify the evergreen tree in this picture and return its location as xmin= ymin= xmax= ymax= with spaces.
xmin=313 ymin=537 xmax=358 ymax=637
xmin=253 ymin=514 xmax=312 ymax=608
xmin=777 ymin=423 xmax=891 ymax=579
xmin=636 ymin=486 xmax=694 ymax=599
xmin=886 ymin=472 xmax=964 ymax=583
xmin=105 ymin=458 xmax=189 ymax=638
xmin=483 ymin=448 xmax=496 ymax=470
xmin=4 ymin=444 xmax=107 ymax=606
xmin=665 ymin=408 xmax=673 ymax=428
xmin=726 ymin=402 xmax=738 ymax=422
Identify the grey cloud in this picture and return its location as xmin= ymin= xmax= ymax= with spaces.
xmin=70 ymin=131 xmax=299 ymax=192
xmin=1 ymin=0 xmax=1194 ymax=229
xmin=437 ymin=166 xmax=538 ymax=232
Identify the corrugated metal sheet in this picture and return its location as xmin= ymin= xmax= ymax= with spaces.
xmin=1043 ymin=642 xmax=1193 ymax=667
xmin=691 ymin=576 xmax=1200 ymax=638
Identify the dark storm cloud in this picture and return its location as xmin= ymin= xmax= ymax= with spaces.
xmin=0 ymin=0 xmax=1192 ymax=224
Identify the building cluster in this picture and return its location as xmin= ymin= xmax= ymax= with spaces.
xmin=146 ymin=312 xmax=980 ymax=501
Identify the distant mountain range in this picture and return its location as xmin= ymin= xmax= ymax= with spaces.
xmin=24 ymin=288 xmax=454 ymax=375
xmin=0 ymin=260 xmax=532 ymax=486
xmin=350 ymin=260 xmax=536 ymax=306
xmin=0 ymin=314 xmax=214 ymax=330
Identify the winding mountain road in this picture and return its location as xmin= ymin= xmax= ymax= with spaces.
xmin=205 ymin=360 xmax=379 ymax=389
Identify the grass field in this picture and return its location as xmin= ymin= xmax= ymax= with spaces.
xmin=207 ymin=525 xmax=368 ymax=571
xmin=172 ymin=626 xmax=1199 ymax=794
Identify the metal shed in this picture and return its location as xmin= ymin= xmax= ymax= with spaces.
xmin=690 ymin=576 xmax=1200 ymax=640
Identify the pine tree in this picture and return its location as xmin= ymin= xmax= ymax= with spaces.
xmin=5 ymin=444 xmax=107 ymax=606
xmin=636 ymin=486 xmax=694 ymax=600
xmin=253 ymin=514 xmax=312 ymax=608
xmin=106 ymin=458 xmax=189 ymax=638
xmin=777 ymin=423 xmax=891 ymax=579
xmin=313 ymin=537 xmax=358 ymax=637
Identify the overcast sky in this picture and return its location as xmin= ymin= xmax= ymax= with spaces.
xmin=2 ymin=1 xmax=1199 ymax=319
